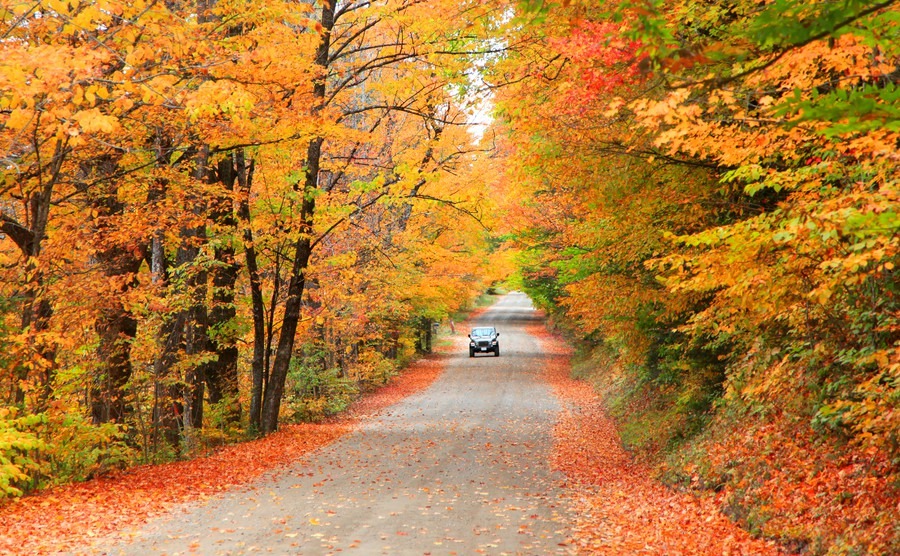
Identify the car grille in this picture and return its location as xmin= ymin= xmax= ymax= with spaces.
xmin=476 ymin=340 xmax=490 ymax=347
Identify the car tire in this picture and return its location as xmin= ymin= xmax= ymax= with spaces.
xmin=469 ymin=349 xmax=475 ymax=358
xmin=494 ymin=347 xmax=500 ymax=357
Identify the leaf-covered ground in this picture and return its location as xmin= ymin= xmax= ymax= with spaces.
xmin=0 ymin=356 xmax=444 ymax=555
xmin=530 ymin=324 xmax=784 ymax=555
xmin=3 ymin=316 xmax=795 ymax=555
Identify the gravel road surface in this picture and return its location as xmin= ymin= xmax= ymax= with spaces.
xmin=105 ymin=292 xmax=572 ymax=555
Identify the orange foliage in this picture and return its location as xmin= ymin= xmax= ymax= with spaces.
xmin=494 ymin=0 xmax=900 ymax=552
xmin=0 ymin=354 xmax=444 ymax=554
xmin=688 ymin=408 xmax=899 ymax=554
xmin=1 ymin=0 xmax=505 ymax=479
xmin=533 ymin=324 xmax=781 ymax=555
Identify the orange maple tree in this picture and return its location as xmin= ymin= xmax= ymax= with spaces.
xmin=1 ymin=0 xmax=504 ymax=496
xmin=491 ymin=0 xmax=900 ymax=552
xmin=3 ymin=0 xmax=898 ymax=553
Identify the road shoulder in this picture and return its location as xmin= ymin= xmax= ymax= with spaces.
xmin=532 ymin=323 xmax=783 ymax=555
xmin=0 ymin=353 xmax=446 ymax=555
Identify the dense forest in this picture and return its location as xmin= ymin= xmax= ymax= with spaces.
xmin=499 ymin=0 xmax=899 ymax=552
xmin=2 ymin=0 xmax=898 ymax=553
xmin=1 ymin=0 xmax=507 ymax=488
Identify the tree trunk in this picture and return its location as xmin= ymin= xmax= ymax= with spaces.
xmin=17 ymin=295 xmax=54 ymax=408
xmin=85 ymin=156 xmax=145 ymax=424
xmin=152 ymin=315 xmax=185 ymax=448
xmin=259 ymin=0 xmax=335 ymax=434
xmin=153 ymin=224 xmax=209 ymax=443
xmin=91 ymin=238 xmax=142 ymax=424
xmin=260 ymin=223 xmax=314 ymax=433
xmin=152 ymin=142 xmax=211 ymax=449
xmin=235 ymin=154 xmax=268 ymax=432
xmin=202 ymin=155 xmax=244 ymax=423
xmin=181 ymin=147 xmax=212 ymax=435
xmin=10 ymin=139 xmax=68 ymax=409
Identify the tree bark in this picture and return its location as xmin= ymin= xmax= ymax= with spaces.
xmin=10 ymin=138 xmax=68 ymax=409
xmin=235 ymin=153 xmax=268 ymax=432
xmin=89 ymin=163 xmax=144 ymax=424
xmin=181 ymin=146 xmax=212 ymax=434
xmin=92 ymin=272 xmax=139 ymax=424
xmin=203 ymin=155 xmax=243 ymax=423
xmin=79 ymin=155 xmax=146 ymax=424
xmin=152 ymin=140 xmax=211 ymax=448
xmin=260 ymin=228 xmax=314 ymax=433
xmin=260 ymin=0 xmax=335 ymax=434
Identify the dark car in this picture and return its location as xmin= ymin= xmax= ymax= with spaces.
xmin=468 ymin=327 xmax=500 ymax=357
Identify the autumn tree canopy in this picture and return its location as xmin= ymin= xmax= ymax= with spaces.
xmin=493 ymin=0 xmax=899 ymax=552
xmin=1 ymin=0 xmax=506 ymax=486
xmin=2 ymin=0 xmax=899 ymax=552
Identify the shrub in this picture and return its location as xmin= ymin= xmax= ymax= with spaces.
xmin=38 ymin=403 xmax=137 ymax=485
xmin=0 ymin=408 xmax=47 ymax=498
xmin=286 ymin=354 xmax=359 ymax=422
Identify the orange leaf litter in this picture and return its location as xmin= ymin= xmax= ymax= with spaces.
xmin=530 ymin=323 xmax=784 ymax=555
xmin=0 ymin=354 xmax=446 ymax=555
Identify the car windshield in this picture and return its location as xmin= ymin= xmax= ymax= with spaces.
xmin=471 ymin=328 xmax=494 ymax=337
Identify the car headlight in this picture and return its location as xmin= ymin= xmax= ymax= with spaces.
xmin=469 ymin=341 xmax=475 ymax=346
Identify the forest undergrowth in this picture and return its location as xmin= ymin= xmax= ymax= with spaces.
xmin=0 ymin=349 xmax=448 ymax=555
xmin=534 ymin=323 xmax=783 ymax=555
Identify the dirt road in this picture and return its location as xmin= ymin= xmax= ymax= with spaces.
xmin=105 ymin=293 xmax=573 ymax=555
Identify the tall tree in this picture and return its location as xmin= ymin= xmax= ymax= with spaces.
xmin=489 ymin=0 xmax=900 ymax=551
xmin=255 ymin=0 xmax=502 ymax=433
